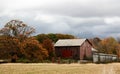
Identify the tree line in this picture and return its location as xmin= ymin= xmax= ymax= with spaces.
xmin=90 ymin=37 xmax=120 ymax=58
xmin=0 ymin=20 xmax=75 ymax=62
xmin=0 ymin=20 xmax=120 ymax=63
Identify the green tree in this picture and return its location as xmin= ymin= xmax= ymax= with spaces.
xmin=35 ymin=33 xmax=75 ymax=43
xmin=47 ymin=33 xmax=58 ymax=42
xmin=56 ymin=33 xmax=75 ymax=40
xmin=35 ymin=34 xmax=48 ymax=43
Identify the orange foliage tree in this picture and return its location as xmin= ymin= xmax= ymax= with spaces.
xmin=21 ymin=37 xmax=48 ymax=61
xmin=0 ymin=20 xmax=48 ymax=62
xmin=97 ymin=37 xmax=119 ymax=54
xmin=0 ymin=36 xmax=20 ymax=59
xmin=42 ymin=38 xmax=54 ymax=59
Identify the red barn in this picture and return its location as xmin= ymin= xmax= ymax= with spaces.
xmin=54 ymin=39 xmax=92 ymax=60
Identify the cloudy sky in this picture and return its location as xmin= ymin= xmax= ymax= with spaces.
xmin=0 ymin=0 xmax=120 ymax=38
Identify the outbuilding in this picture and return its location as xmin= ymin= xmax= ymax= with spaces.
xmin=54 ymin=39 xmax=93 ymax=60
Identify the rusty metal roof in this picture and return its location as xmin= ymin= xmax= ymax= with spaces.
xmin=54 ymin=39 xmax=86 ymax=46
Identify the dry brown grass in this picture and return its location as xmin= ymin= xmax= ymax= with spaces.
xmin=0 ymin=63 xmax=120 ymax=74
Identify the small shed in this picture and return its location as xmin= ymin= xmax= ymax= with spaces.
xmin=54 ymin=39 xmax=93 ymax=60
xmin=93 ymin=53 xmax=117 ymax=63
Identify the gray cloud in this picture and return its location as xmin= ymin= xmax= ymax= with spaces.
xmin=32 ymin=0 xmax=120 ymax=17
xmin=0 ymin=0 xmax=120 ymax=38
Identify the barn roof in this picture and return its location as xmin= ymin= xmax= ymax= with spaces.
xmin=54 ymin=39 xmax=87 ymax=47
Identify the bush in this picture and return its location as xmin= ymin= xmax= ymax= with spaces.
xmin=42 ymin=60 xmax=52 ymax=63
xmin=16 ymin=58 xmax=30 ymax=63
xmin=60 ymin=59 xmax=76 ymax=64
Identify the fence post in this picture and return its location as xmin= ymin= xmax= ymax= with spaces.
xmin=58 ymin=57 xmax=61 ymax=64
xmin=52 ymin=57 xmax=55 ymax=63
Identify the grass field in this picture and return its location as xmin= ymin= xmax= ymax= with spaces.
xmin=0 ymin=63 xmax=120 ymax=74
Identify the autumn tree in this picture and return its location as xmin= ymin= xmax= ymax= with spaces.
xmin=42 ymin=38 xmax=54 ymax=59
xmin=97 ymin=37 xmax=119 ymax=54
xmin=0 ymin=20 xmax=35 ymax=41
xmin=0 ymin=20 xmax=47 ymax=62
xmin=0 ymin=20 xmax=35 ymax=62
xmin=21 ymin=37 xmax=48 ymax=62
xmin=0 ymin=36 xmax=21 ymax=62
xmin=116 ymin=37 xmax=120 ymax=59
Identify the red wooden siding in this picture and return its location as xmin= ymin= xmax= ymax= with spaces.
xmin=55 ymin=46 xmax=80 ymax=59
xmin=80 ymin=40 xmax=92 ymax=60
xmin=55 ymin=40 xmax=92 ymax=60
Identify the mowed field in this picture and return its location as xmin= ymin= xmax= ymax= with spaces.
xmin=0 ymin=63 xmax=120 ymax=74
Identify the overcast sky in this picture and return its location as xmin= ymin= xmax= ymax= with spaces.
xmin=0 ymin=0 xmax=120 ymax=38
